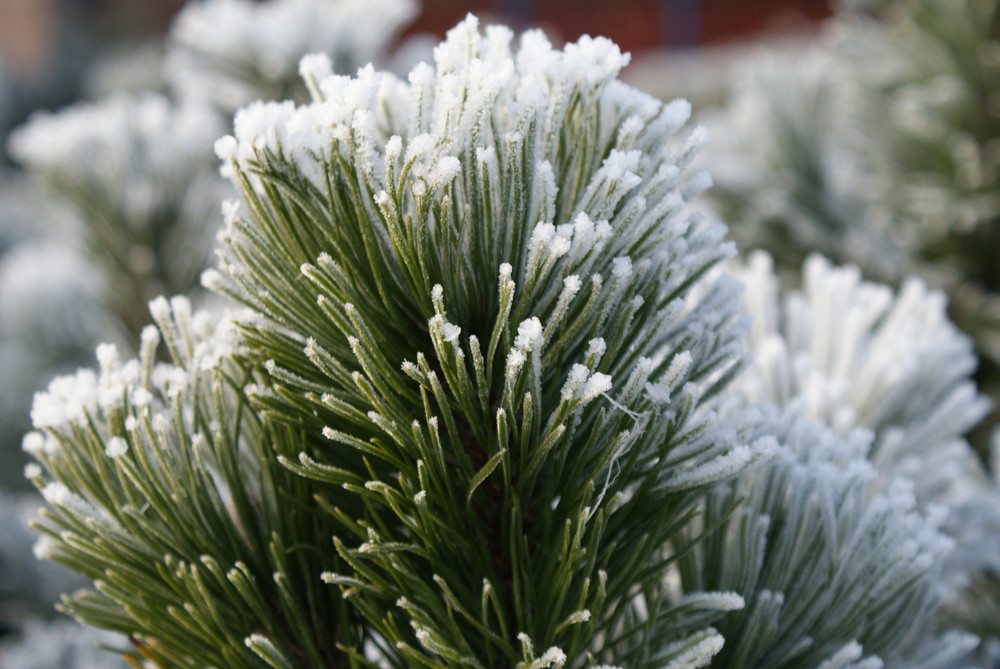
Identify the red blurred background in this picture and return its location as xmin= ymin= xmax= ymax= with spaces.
xmin=0 ymin=0 xmax=831 ymax=79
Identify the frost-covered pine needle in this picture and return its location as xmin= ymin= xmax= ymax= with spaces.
xmin=213 ymin=14 xmax=759 ymax=666
xmin=732 ymin=251 xmax=989 ymax=506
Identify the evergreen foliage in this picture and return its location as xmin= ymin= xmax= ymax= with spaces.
xmin=731 ymin=251 xmax=988 ymax=505
xmin=28 ymin=299 xmax=357 ymax=667
xmin=675 ymin=252 xmax=988 ymax=667
xmin=702 ymin=0 xmax=1000 ymax=452
xmin=208 ymin=16 xmax=770 ymax=665
xmin=700 ymin=47 xmax=902 ymax=284
xmin=165 ymin=0 xmax=417 ymax=114
xmin=8 ymin=95 xmax=226 ymax=341
xmin=845 ymin=0 xmax=1000 ymax=442
xmin=16 ymin=10 xmax=996 ymax=669
xmin=677 ymin=403 xmax=968 ymax=669
xmin=26 ymin=15 xmax=779 ymax=667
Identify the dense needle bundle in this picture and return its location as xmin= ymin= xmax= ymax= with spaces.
xmin=207 ymin=15 xmax=774 ymax=665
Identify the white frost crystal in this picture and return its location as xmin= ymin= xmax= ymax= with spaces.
xmin=104 ymin=436 xmax=128 ymax=458
xmin=682 ymin=402 xmax=957 ymax=668
xmin=513 ymin=317 xmax=545 ymax=354
xmin=732 ymin=251 xmax=989 ymax=506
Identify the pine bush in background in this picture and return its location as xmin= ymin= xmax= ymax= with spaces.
xmin=166 ymin=0 xmax=417 ymax=114
xmin=699 ymin=47 xmax=903 ymax=284
xmin=845 ymin=0 xmax=1000 ymax=447
xmin=8 ymin=95 xmax=226 ymax=341
xmin=702 ymin=0 xmax=1000 ymax=449
xmin=698 ymin=1 xmax=1000 ymax=657
xmin=731 ymin=251 xmax=988 ymax=506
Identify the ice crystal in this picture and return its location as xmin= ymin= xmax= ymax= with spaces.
xmin=732 ymin=251 xmax=988 ymax=505
xmin=679 ymin=402 xmax=959 ymax=668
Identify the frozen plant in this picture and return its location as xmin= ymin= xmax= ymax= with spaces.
xmin=844 ymin=0 xmax=1000 ymax=254
xmin=699 ymin=45 xmax=904 ymax=284
xmin=211 ymin=14 xmax=766 ymax=664
xmin=7 ymin=93 xmax=227 ymax=341
xmin=701 ymin=0 xmax=1000 ymax=455
xmin=730 ymin=251 xmax=993 ymax=664
xmin=27 ymin=299 xmax=359 ymax=667
xmin=938 ymin=433 xmax=1000 ymax=663
xmin=166 ymin=0 xmax=417 ymax=114
xmin=29 ymin=15 xmax=773 ymax=667
xmin=731 ymin=251 xmax=988 ymax=506
xmin=25 ymin=12 xmax=994 ymax=669
xmin=676 ymin=402 xmax=975 ymax=668
xmin=840 ymin=0 xmax=1000 ymax=440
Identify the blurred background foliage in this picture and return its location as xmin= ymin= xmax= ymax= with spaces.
xmin=1 ymin=0 xmax=998 ymax=666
